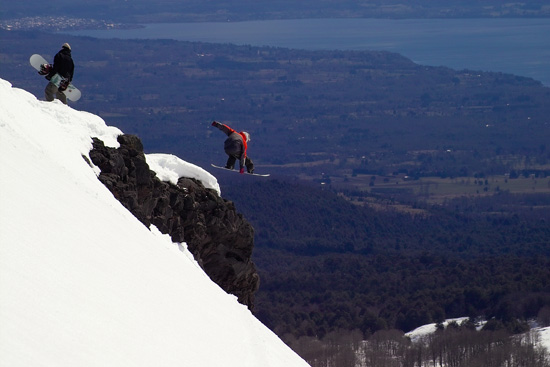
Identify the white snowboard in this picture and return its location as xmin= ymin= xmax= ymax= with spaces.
xmin=211 ymin=164 xmax=270 ymax=177
xmin=30 ymin=54 xmax=81 ymax=102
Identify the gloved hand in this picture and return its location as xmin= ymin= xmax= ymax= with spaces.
xmin=58 ymin=80 xmax=69 ymax=92
xmin=211 ymin=121 xmax=220 ymax=127
xmin=240 ymin=167 xmax=244 ymax=174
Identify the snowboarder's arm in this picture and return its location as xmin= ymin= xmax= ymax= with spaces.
xmin=211 ymin=121 xmax=236 ymax=136
xmin=239 ymin=152 xmax=246 ymax=173
xmin=68 ymin=61 xmax=74 ymax=82
xmin=48 ymin=53 xmax=62 ymax=78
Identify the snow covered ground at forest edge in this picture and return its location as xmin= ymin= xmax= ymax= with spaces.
xmin=406 ymin=317 xmax=550 ymax=352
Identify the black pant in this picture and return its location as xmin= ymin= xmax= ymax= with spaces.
xmin=226 ymin=155 xmax=254 ymax=172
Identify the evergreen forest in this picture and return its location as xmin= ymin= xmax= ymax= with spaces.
xmin=224 ymin=180 xmax=550 ymax=338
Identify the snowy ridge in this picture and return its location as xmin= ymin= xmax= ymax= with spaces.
xmin=405 ymin=317 xmax=470 ymax=342
xmin=0 ymin=79 xmax=309 ymax=367
xmin=406 ymin=317 xmax=550 ymax=353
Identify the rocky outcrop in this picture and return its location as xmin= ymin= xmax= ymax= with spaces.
xmin=88 ymin=134 xmax=259 ymax=309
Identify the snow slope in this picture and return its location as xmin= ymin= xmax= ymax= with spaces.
xmin=0 ymin=78 xmax=309 ymax=367
xmin=540 ymin=327 xmax=550 ymax=352
xmin=405 ymin=317 xmax=470 ymax=342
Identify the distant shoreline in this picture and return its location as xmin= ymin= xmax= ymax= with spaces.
xmin=62 ymin=17 xmax=550 ymax=87
xmin=0 ymin=16 xmax=144 ymax=32
xmin=3 ymin=9 xmax=550 ymax=32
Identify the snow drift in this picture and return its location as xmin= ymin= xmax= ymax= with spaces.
xmin=0 ymin=78 xmax=309 ymax=367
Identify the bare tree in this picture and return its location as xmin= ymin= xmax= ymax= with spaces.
xmin=288 ymin=324 xmax=550 ymax=367
xmin=538 ymin=306 xmax=550 ymax=327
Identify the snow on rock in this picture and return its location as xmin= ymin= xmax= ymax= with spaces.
xmin=146 ymin=153 xmax=221 ymax=195
xmin=0 ymin=79 xmax=309 ymax=367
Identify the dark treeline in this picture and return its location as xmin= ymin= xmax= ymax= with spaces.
xmin=289 ymin=322 xmax=550 ymax=367
xmin=228 ymin=180 xmax=550 ymax=257
xmin=223 ymin=180 xmax=550 ymax=337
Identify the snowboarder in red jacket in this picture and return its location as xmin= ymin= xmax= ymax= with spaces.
xmin=211 ymin=121 xmax=254 ymax=174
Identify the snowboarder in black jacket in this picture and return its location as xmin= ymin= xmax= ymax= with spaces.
xmin=211 ymin=121 xmax=254 ymax=174
xmin=45 ymin=43 xmax=74 ymax=105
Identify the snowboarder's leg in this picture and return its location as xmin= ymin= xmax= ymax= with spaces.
xmin=45 ymin=82 xmax=56 ymax=102
xmin=226 ymin=155 xmax=237 ymax=170
xmin=56 ymin=89 xmax=67 ymax=105
xmin=245 ymin=157 xmax=254 ymax=173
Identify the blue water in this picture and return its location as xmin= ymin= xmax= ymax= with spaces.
xmin=66 ymin=18 xmax=550 ymax=86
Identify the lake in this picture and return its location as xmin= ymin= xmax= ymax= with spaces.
xmin=66 ymin=18 xmax=550 ymax=86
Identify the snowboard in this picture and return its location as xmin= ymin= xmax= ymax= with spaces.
xmin=29 ymin=54 xmax=81 ymax=102
xmin=211 ymin=164 xmax=270 ymax=177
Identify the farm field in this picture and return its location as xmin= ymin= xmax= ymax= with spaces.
xmin=297 ymin=171 xmax=550 ymax=206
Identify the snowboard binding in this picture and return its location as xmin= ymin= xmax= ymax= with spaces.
xmin=38 ymin=63 xmax=52 ymax=76
xmin=58 ymin=78 xmax=70 ymax=92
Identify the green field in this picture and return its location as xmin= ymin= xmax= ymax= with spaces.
xmin=299 ymin=172 xmax=550 ymax=207
xmin=374 ymin=175 xmax=550 ymax=198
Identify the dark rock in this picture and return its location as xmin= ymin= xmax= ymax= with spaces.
xmin=89 ymin=134 xmax=259 ymax=309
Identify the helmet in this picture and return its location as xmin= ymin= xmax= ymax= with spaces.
xmin=242 ymin=132 xmax=250 ymax=142
xmin=62 ymin=43 xmax=71 ymax=50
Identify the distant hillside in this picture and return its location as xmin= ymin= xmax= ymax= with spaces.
xmin=225 ymin=179 xmax=550 ymax=257
xmin=223 ymin=180 xmax=550 ymax=337
xmin=3 ymin=29 xmax=549 ymax=186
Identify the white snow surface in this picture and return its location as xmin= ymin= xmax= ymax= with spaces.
xmin=538 ymin=326 xmax=550 ymax=353
xmin=0 ymin=78 xmax=309 ymax=367
xmin=406 ymin=318 xmax=550 ymax=353
xmin=146 ymin=153 xmax=221 ymax=195
xmin=405 ymin=317 xmax=470 ymax=342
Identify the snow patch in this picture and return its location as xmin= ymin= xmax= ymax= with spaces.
xmin=146 ymin=153 xmax=221 ymax=195
xmin=405 ymin=317 xmax=550 ymax=354
xmin=405 ymin=317 xmax=470 ymax=342
xmin=538 ymin=326 xmax=550 ymax=353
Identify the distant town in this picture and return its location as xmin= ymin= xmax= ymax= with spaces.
xmin=0 ymin=16 xmax=139 ymax=32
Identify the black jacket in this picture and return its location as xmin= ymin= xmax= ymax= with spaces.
xmin=49 ymin=48 xmax=74 ymax=81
